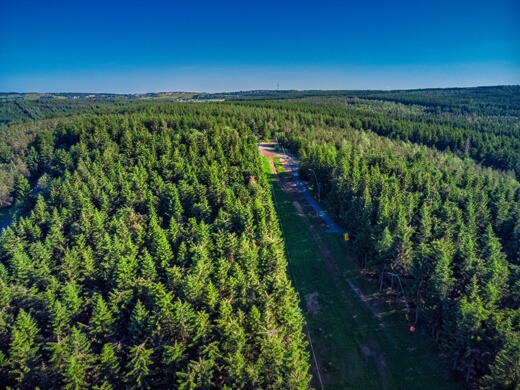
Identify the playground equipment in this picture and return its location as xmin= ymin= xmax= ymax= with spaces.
xmin=379 ymin=271 xmax=410 ymax=316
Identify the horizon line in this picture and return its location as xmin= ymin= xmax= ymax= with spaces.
xmin=2 ymin=84 xmax=519 ymax=96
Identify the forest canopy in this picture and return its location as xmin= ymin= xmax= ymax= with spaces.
xmin=0 ymin=106 xmax=311 ymax=388
xmin=0 ymin=86 xmax=519 ymax=388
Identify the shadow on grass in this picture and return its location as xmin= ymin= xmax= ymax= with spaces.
xmin=262 ymin=156 xmax=462 ymax=390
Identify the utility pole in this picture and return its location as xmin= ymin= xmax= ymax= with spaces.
xmin=308 ymin=168 xmax=321 ymax=202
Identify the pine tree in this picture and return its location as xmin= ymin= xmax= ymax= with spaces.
xmin=61 ymin=282 xmax=83 ymax=320
xmin=26 ymin=146 xmax=40 ymax=174
xmin=9 ymin=245 xmax=31 ymax=285
xmin=51 ymin=300 xmax=70 ymax=342
xmin=162 ymin=341 xmax=187 ymax=381
xmin=430 ymin=239 xmax=455 ymax=302
xmin=89 ymin=294 xmax=115 ymax=342
xmin=126 ymin=343 xmax=154 ymax=389
xmin=31 ymin=194 xmax=48 ymax=228
xmin=393 ymin=205 xmax=414 ymax=274
xmin=8 ymin=309 xmax=41 ymax=387
xmin=177 ymin=357 xmax=216 ymax=390
xmin=45 ymin=208 xmax=67 ymax=258
xmin=128 ymin=300 xmax=151 ymax=345
xmin=14 ymin=174 xmax=31 ymax=209
xmin=147 ymin=212 xmax=173 ymax=271
xmin=481 ymin=224 xmax=509 ymax=307
xmin=456 ymin=223 xmax=481 ymax=285
xmin=138 ymin=249 xmax=158 ymax=283
xmin=54 ymin=327 xmax=95 ymax=389
xmin=454 ymin=276 xmax=489 ymax=381
xmin=373 ymin=224 xmax=392 ymax=270
xmin=64 ymin=355 xmax=89 ymax=390
xmin=418 ymin=202 xmax=433 ymax=244
xmin=483 ymin=332 xmax=520 ymax=389
xmin=96 ymin=343 xmax=121 ymax=386
xmin=354 ymin=186 xmax=374 ymax=258
xmin=168 ymin=217 xmax=180 ymax=247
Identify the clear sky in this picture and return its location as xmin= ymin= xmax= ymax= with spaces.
xmin=1 ymin=0 xmax=519 ymax=92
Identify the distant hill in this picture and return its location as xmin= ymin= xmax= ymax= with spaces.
xmin=0 ymin=92 xmax=200 ymax=125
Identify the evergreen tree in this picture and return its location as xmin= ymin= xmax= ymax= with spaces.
xmin=96 ymin=343 xmax=121 ymax=387
xmin=14 ymin=174 xmax=31 ymax=209
xmin=431 ymin=239 xmax=456 ymax=302
xmin=374 ymin=226 xmax=393 ymax=270
xmin=483 ymin=332 xmax=520 ymax=389
xmin=147 ymin=212 xmax=173 ymax=271
xmin=481 ymin=224 xmax=509 ymax=307
xmin=89 ymin=294 xmax=115 ymax=342
xmin=126 ymin=344 xmax=154 ymax=389
xmin=8 ymin=309 xmax=41 ymax=387
xmin=58 ymin=328 xmax=95 ymax=389
xmin=418 ymin=202 xmax=433 ymax=244
xmin=393 ymin=205 xmax=414 ymax=274
xmin=128 ymin=300 xmax=151 ymax=345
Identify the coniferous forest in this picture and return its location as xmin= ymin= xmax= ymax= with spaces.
xmin=0 ymin=87 xmax=519 ymax=388
xmin=0 ymin=105 xmax=310 ymax=388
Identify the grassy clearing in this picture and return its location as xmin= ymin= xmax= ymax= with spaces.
xmin=273 ymin=156 xmax=285 ymax=173
xmin=322 ymin=233 xmax=462 ymax=389
xmin=261 ymin=156 xmax=461 ymax=390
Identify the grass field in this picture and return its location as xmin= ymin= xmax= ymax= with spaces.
xmin=273 ymin=156 xmax=285 ymax=173
xmin=261 ymin=156 xmax=462 ymax=390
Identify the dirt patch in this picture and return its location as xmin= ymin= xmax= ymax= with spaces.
xmin=293 ymin=201 xmax=304 ymax=216
xmin=305 ymin=292 xmax=321 ymax=314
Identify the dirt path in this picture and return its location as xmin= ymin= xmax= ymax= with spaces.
xmin=260 ymin=142 xmax=385 ymax=322
xmin=260 ymin=141 xmax=390 ymax=388
xmin=259 ymin=142 xmax=342 ymax=233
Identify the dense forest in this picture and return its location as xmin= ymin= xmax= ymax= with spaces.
xmin=0 ymin=87 xmax=519 ymax=388
xmin=281 ymin=118 xmax=520 ymax=386
xmin=0 ymin=106 xmax=310 ymax=388
xmin=200 ymin=86 xmax=520 ymax=116
xmin=0 ymin=99 xmax=137 ymax=126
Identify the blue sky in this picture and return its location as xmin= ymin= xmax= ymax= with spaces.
xmin=1 ymin=0 xmax=519 ymax=92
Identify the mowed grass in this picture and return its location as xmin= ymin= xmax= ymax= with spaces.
xmin=322 ymin=234 xmax=462 ymax=389
xmin=261 ymin=156 xmax=462 ymax=390
xmin=273 ymin=156 xmax=285 ymax=173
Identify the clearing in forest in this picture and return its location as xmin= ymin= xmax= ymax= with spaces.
xmin=260 ymin=142 xmax=462 ymax=390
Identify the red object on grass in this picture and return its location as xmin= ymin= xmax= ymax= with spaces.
xmin=410 ymin=326 xmax=416 ymax=332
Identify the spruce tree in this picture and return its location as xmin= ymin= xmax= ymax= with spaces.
xmin=128 ymin=300 xmax=151 ymax=345
xmin=126 ymin=343 xmax=154 ymax=389
xmin=8 ymin=309 xmax=41 ymax=387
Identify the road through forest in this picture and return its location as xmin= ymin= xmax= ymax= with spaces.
xmin=259 ymin=143 xmax=343 ymax=233
xmin=259 ymin=142 xmax=461 ymax=390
